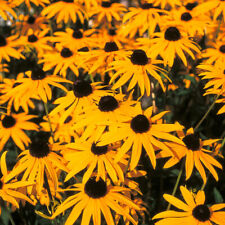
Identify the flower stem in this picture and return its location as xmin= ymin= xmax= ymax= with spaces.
xmin=167 ymin=160 xmax=184 ymax=210
xmin=43 ymin=102 xmax=55 ymax=143
xmin=194 ymin=95 xmax=219 ymax=131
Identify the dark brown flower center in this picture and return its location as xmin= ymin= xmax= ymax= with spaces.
xmin=219 ymin=45 xmax=225 ymax=53
xmin=192 ymin=204 xmax=211 ymax=222
xmin=98 ymin=95 xmax=119 ymax=112
xmin=29 ymin=132 xmax=51 ymax=158
xmin=31 ymin=67 xmax=46 ymax=80
xmin=72 ymin=29 xmax=83 ymax=39
xmin=2 ymin=115 xmax=16 ymax=128
xmin=73 ymin=79 xmax=93 ymax=98
xmin=101 ymin=1 xmax=112 ymax=7
xmin=130 ymin=49 xmax=148 ymax=65
xmin=185 ymin=2 xmax=198 ymax=10
xmin=28 ymin=34 xmax=38 ymax=42
xmin=104 ymin=41 xmax=119 ymax=52
xmin=84 ymin=177 xmax=107 ymax=198
xmin=0 ymin=35 xmax=7 ymax=47
xmin=108 ymin=29 xmax=116 ymax=36
xmin=140 ymin=3 xmax=154 ymax=9
xmin=91 ymin=143 xmax=108 ymax=155
xmin=131 ymin=114 xmax=150 ymax=133
xmin=78 ymin=46 xmax=89 ymax=52
xmin=165 ymin=27 xmax=181 ymax=41
xmin=27 ymin=16 xmax=36 ymax=24
xmin=181 ymin=12 xmax=192 ymax=21
xmin=61 ymin=48 xmax=73 ymax=58
xmin=182 ymin=133 xmax=200 ymax=151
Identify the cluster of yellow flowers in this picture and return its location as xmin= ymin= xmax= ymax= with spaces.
xmin=0 ymin=0 xmax=225 ymax=224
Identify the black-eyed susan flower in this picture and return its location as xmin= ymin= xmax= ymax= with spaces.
xmin=0 ymin=0 xmax=17 ymax=20
xmin=49 ymin=28 xmax=97 ymax=51
xmin=0 ymin=112 xmax=38 ymax=151
xmin=51 ymin=176 xmax=140 ymax=225
xmin=0 ymin=34 xmax=24 ymax=62
xmin=41 ymin=0 xmax=87 ymax=24
xmin=15 ymin=14 xmax=48 ymax=35
xmin=148 ymin=25 xmax=200 ymax=67
xmin=0 ymin=151 xmax=35 ymax=215
xmin=49 ymin=80 xmax=111 ymax=124
xmin=88 ymin=1 xmax=127 ymax=25
xmin=78 ymin=0 xmax=98 ymax=9
xmin=108 ymin=49 xmax=169 ymax=96
xmin=12 ymin=0 xmax=49 ymax=8
xmin=62 ymin=138 xmax=127 ymax=183
xmin=157 ymin=128 xmax=222 ymax=184
xmin=0 ymin=66 xmax=70 ymax=107
xmin=195 ymin=0 xmax=225 ymax=21
xmin=19 ymin=29 xmax=52 ymax=58
xmin=150 ymin=0 xmax=181 ymax=9
xmin=153 ymin=186 xmax=225 ymax=225
xmin=201 ymin=39 xmax=225 ymax=66
xmin=122 ymin=2 xmax=167 ymax=37
xmin=99 ymin=103 xmax=183 ymax=170
xmin=5 ymin=132 xmax=68 ymax=196
xmin=39 ymin=44 xmax=80 ymax=77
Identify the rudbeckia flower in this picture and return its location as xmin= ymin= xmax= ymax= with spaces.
xmin=0 ymin=0 xmax=17 ymax=20
xmin=49 ymin=28 xmax=97 ymax=51
xmin=148 ymin=25 xmax=200 ymax=67
xmin=49 ymin=80 xmax=111 ymax=123
xmin=107 ymin=49 xmax=168 ymax=96
xmin=88 ymin=1 xmax=127 ymax=25
xmin=149 ymin=0 xmax=181 ymax=9
xmin=41 ymin=0 xmax=87 ymax=24
xmin=51 ymin=176 xmax=140 ymax=225
xmin=99 ymin=103 xmax=183 ymax=170
xmin=0 ymin=112 xmax=38 ymax=151
xmin=0 ymin=35 xmax=24 ymax=62
xmin=0 ymin=151 xmax=35 ymax=215
xmin=62 ymin=138 xmax=127 ymax=183
xmin=122 ymin=2 xmax=167 ymax=37
xmin=12 ymin=0 xmax=49 ymax=9
xmin=201 ymin=39 xmax=225 ymax=66
xmin=78 ymin=0 xmax=98 ymax=9
xmin=153 ymin=186 xmax=225 ymax=225
xmin=157 ymin=128 xmax=222 ymax=184
xmin=0 ymin=66 xmax=70 ymax=108
xmin=195 ymin=0 xmax=225 ymax=21
xmin=39 ymin=44 xmax=80 ymax=77
xmin=5 ymin=132 xmax=68 ymax=196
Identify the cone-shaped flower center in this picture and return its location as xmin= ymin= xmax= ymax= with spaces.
xmin=130 ymin=49 xmax=148 ymax=65
xmin=101 ymin=1 xmax=112 ymax=7
xmin=181 ymin=12 xmax=192 ymax=21
xmin=108 ymin=29 xmax=116 ymax=36
xmin=64 ymin=116 xmax=72 ymax=124
xmin=219 ymin=45 xmax=225 ymax=53
xmin=182 ymin=133 xmax=200 ymax=151
xmin=98 ymin=95 xmax=119 ymax=112
xmin=104 ymin=41 xmax=119 ymax=52
xmin=31 ymin=67 xmax=46 ymax=80
xmin=28 ymin=34 xmax=38 ymax=42
xmin=73 ymin=80 xmax=93 ymax=97
xmin=78 ymin=46 xmax=89 ymax=52
xmin=164 ymin=27 xmax=181 ymax=41
xmin=140 ymin=3 xmax=154 ymax=9
xmin=72 ymin=30 xmax=83 ymax=39
xmin=29 ymin=132 xmax=51 ymax=158
xmin=185 ymin=2 xmax=198 ymax=10
xmin=0 ymin=35 xmax=7 ymax=47
xmin=27 ymin=16 xmax=36 ymax=24
xmin=61 ymin=48 xmax=73 ymax=58
xmin=91 ymin=143 xmax=108 ymax=155
xmin=2 ymin=115 xmax=16 ymax=128
xmin=84 ymin=177 xmax=107 ymax=198
xmin=192 ymin=204 xmax=211 ymax=222
xmin=131 ymin=114 xmax=150 ymax=133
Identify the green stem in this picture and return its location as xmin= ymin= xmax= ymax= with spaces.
xmin=194 ymin=95 xmax=219 ymax=131
xmin=167 ymin=160 xmax=184 ymax=210
xmin=43 ymin=102 xmax=55 ymax=143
